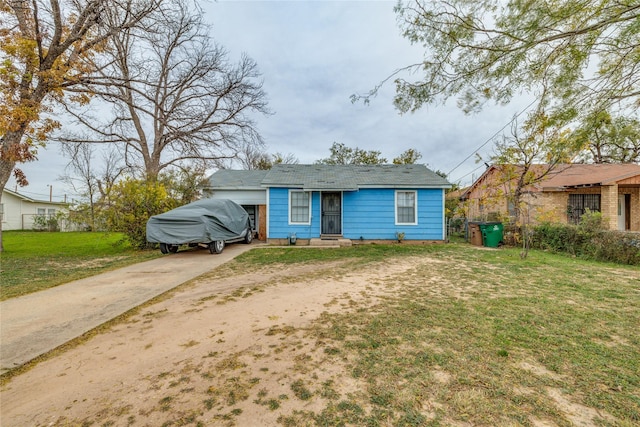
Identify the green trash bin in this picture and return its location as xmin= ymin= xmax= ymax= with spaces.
xmin=479 ymin=222 xmax=503 ymax=248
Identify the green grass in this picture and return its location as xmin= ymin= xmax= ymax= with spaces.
xmin=2 ymin=240 xmax=639 ymax=425
xmin=0 ymin=231 xmax=160 ymax=300
xmin=226 ymin=244 xmax=640 ymax=425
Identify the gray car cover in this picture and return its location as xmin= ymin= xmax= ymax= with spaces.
xmin=146 ymin=198 xmax=250 ymax=244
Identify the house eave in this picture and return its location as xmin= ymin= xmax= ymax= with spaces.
xmin=204 ymin=186 xmax=265 ymax=191
xmin=263 ymin=184 xmax=451 ymax=191
xmin=358 ymin=184 xmax=452 ymax=190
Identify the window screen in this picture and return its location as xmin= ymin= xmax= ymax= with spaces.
xmin=290 ymin=192 xmax=310 ymax=223
xmin=396 ymin=191 xmax=416 ymax=224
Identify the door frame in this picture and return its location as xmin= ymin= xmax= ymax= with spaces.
xmin=321 ymin=191 xmax=342 ymax=236
xmin=625 ymin=194 xmax=631 ymax=231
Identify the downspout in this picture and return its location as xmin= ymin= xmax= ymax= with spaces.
xmin=265 ymin=187 xmax=270 ymax=240
xmin=442 ymin=189 xmax=446 ymax=241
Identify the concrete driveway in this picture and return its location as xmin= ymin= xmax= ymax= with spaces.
xmin=0 ymin=243 xmax=258 ymax=374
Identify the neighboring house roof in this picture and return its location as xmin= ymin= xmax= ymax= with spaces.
xmin=461 ymin=163 xmax=640 ymax=199
xmin=539 ymin=163 xmax=640 ymax=190
xmin=2 ymin=188 xmax=67 ymax=206
xmin=205 ymin=164 xmax=451 ymax=191
xmin=205 ymin=170 xmax=269 ymax=190
xmin=260 ymin=164 xmax=451 ymax=190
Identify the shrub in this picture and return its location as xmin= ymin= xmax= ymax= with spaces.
xmin=589 ymin=231 xmax=640 ymax=265
xmin=103 ymin=179 xmax=177 ymax=249
xmin=529 ymin=212 xmax=640 ymax=265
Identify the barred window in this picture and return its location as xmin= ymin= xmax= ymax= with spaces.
xmin=396 ymin=191 xmax=417 ymax=224
xmin=290 ymin=191 xmax=310 ymax=224
xmin=568 ymin=194 xmax=600 ymax=224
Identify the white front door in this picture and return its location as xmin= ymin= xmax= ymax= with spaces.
xmin=618 ymin=195 xmax=625 ymax=231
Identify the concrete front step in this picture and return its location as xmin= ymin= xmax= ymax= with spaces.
xmin=309 ymin=238 xmax=352 ymax=247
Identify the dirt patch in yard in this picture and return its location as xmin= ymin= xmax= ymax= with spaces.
xmin=1 ymin=259 xmax=395 ymax=426
xmin=1 ymin=254 xmax=630 ymax=427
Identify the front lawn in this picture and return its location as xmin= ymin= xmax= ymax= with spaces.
xmin=1 ymin=240 xmax=639 ymax=426
xmin=226 ymin=244 xmax=640 ymax=426
xmin=0 ymin=231 xmax=160 ymax=300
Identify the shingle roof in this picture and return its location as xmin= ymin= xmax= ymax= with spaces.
xmin=205 ymin=170 xmax=269 ymax=190
xmin=205 ymin=164 xmax=451 ymax=191
xmin=461 ymin=163 xmax=640 ymax=199
xmin=261 ymin=164 xmax=451 ymax=190
xmin=540 ymin=163 xmax=640 ymax=189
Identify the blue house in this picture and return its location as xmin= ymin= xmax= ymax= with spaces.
xmin=203 ymin=164 xmax=451 ymax=245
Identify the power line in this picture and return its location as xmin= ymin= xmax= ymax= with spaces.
xmin=454 ymin=163 xmax=486 ymax=185
xmin=447 ymin=98 xmax=538 ymax=178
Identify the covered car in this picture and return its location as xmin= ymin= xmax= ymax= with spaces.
xmin=146 ymin=198 xmax=252 ymax=254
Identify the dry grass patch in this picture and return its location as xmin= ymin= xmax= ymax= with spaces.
xmin=1 ymin=245 xmax=638 ymax=427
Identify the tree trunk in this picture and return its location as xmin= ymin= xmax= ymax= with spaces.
xmin=1 ymin=131 xmax=25 ymax=253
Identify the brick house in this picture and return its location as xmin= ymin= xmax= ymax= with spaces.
xmin=460 ymin=164 xmax=640 ymax=231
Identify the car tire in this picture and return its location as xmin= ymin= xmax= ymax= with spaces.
xmin=244 ymin=226 xmax=253 ymax=244
xmin=210 ymin=240 xmax=225 ymax=254
xmin=168 ymin=244 xmax=179 ymax=253
xmin=160 ymin=243 xmax=169 ymax=254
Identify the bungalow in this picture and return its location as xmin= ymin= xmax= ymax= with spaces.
xmin=461 ymin=163 xmax=640 ymax=231
xmin=203 ymin=164 xmax=451 ymax=245
xmin=1 ymin=188 xmax=69 ymax=231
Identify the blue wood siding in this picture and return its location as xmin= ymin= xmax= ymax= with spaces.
xmin=268 ymin=188 xmax=321 ymax=239
xmin=268 ymin=187 xmax=444 ymax=240
xmin=343 ymin=189 xmax=444 ymax=240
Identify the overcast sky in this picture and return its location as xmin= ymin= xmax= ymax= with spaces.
xmin=11 ymin=0 xmax=534 ymax=202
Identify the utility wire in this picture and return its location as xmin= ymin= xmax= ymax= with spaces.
xmin=447 ymin=98 xmax=538 ymax=179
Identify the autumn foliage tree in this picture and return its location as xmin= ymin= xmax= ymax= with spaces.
xmin=0 ymin=0 xmax=159 ymax=251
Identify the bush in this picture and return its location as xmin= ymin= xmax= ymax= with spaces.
xmin=103 ymin=178 xmax=177 ymax=249
xmin=529 ymin=212 xmax=640 ymax=265
xmin=589 ymin=231 xmax=640 ymax=265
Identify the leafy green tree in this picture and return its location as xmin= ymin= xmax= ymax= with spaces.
xmin=103 ymin=178 xmax=176 ymax=249
xmin=572 ymin=111 xmax=640 ymax=163
xmin=392 ymin=148 xmax=423 ymax=164
xmin=159 ymin=166 xmax=208 ymax=206
xmin=316 ymin=142 xmax=387 ymax=165
xmin=357 ymin=1 xmax=639 ymax=125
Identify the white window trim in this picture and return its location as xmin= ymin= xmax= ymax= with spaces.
xmin=395 ymin=190 xmax=418 ymax=225
xmin=288 ymin=190 xmax=311 ymax=225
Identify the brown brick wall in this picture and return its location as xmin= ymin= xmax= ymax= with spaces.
xmin=600 ymin=185 xmax=618 ymax=230
xmin=463 ymin=167 xmax=640 ymax=230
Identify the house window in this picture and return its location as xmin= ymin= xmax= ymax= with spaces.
xmin=396 ymin=191 xmax=417 ymax=224
xmin=289 ymin=191 xmax=311 ymax=224
xmin=37 ymin=208 xmax=46 ymax=215
xmin=48 ymin=208 xmax=56 ymax=215
xmin=507 ymin=200 xmax=516 ymax=218
xmin=567 ymin=194 xmax=600 ymax=224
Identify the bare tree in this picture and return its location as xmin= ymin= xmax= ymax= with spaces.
xmin=490 ymin=113 xmax=581 ymax=257
xmin=60 ymin=142 xmax=125 ymax=230
xmin=213 ymin=142 xmax=299 ymax=170
xmin=60 ymin=0 xmax=269 ymax=180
